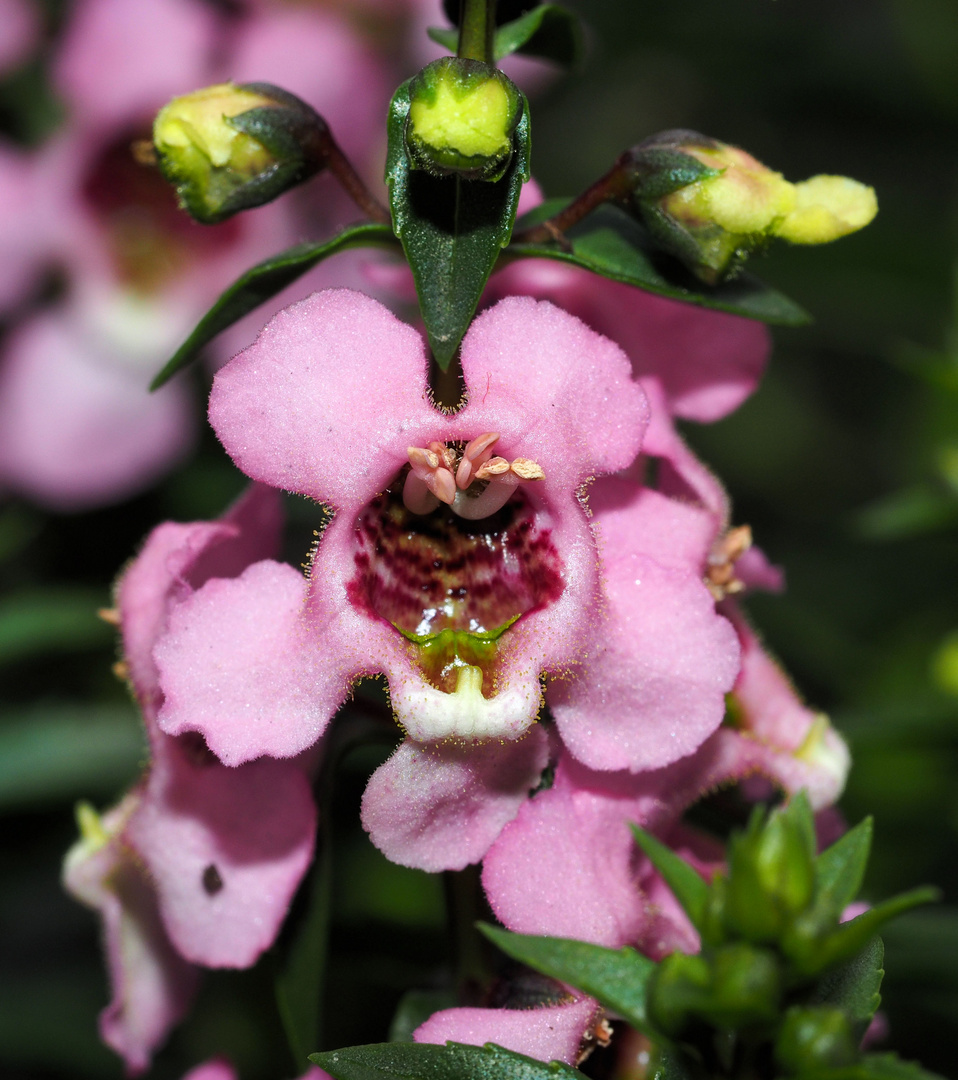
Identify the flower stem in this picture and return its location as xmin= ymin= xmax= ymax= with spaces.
xmin=512 ymin=155 xmax=635 ymax=245
xmin=325 ymin=133 xmax=391 ymax=225
xmin=457 ymin=0 xmax=496 ymax=64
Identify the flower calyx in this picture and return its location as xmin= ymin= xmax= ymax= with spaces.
xmin=404 ymin=432 xmax=545 ymax=520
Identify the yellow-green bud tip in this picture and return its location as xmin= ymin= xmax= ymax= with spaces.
xmin=775 ymin=175 xmax=878 ymax=244
xmin=154 ymin=82 xmax=275 ymax=176
xmin=406 ymin=59 xmax=522 ymax=181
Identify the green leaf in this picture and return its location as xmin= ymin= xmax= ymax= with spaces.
xmin=493 ymin=5 xmax=584 ymax=66
xmin=0 ymin=588 xmax=113 ymax=665
xmin=0 ymin=703 xmax=144 ymax=811
xmin=792 ymin=888 xmax=940 ymax=976
xmin=478 ymin=923 xmax=657 ymax=1034
xmin=648 ymin=1045 xmax=702 ymax=1080
xmin=794 ymin=1053 xmax=947 ymax=1080
xmin=509 ymin=201 xmax=811 ymax=327
xmin=814 ymin=817 xmax=873 ymax=918
xmin=631 ymin=824 xmax=710 ymax=931
xmin=808 ymin=937 xmax=884 ymax=1042
xmin=150 ymin=222 xmax=398 ymax=389
xmin=385 ymin=79 xmax=531 ymax=368
xmin=312 ymin=1041 xmax=588 ymax=1080
xmin=427 ymin=5 xmax=584 ymax=67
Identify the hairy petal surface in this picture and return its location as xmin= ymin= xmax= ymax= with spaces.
xmin=551 ymin=486 xmax=740 ymax=772
xmin=209 ymin=290 xmax=437 ymax=507
xmin=414 ymin=997 xmax=600 ymax=1066
xmin=361 ymin=727 xmax=550 ymax=871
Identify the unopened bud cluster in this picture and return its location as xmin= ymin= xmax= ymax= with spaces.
xmin=153 ymin=81 xmax=331 ymax=223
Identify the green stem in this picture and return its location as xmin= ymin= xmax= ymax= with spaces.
xmin=457 ymin=0 xmax=496 ymax=63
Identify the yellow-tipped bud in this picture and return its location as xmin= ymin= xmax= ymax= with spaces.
xmin=405 ymin=58 xmax=523 ymax=181
xmin=153 ymin=81 xmax=330 ymax=224
xmin=623 ymin=131 xmax=878 ymax=284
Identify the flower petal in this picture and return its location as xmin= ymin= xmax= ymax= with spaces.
xmin=361 ymin=728 xmax=549 ymax=872
xmin=126 ymin=751 xmax=316 ymax=968
xmin=457 ymin=296 xmax=649 ymax=482
xmin=209 ymin=290 xmax=438 ymax=507
xmin=155 ymin=560 xmax=345 ymax=764
xmin=414 ymin=998 xmax=599 ymax=1066
xmin=551 ymin=487 xmax=740 ymax=772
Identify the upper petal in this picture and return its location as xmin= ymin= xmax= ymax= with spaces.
xmin=457 ymin=296 xmax=649 ymax=483
xmin=209 ymin=290 xmax=439 ymax=507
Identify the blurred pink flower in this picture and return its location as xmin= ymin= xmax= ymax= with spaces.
xmin=152 ymin=289 xmax=740 ymax=871
xmin=0 ymin=0 xmax=390 ymax=509
xmin=64 ymin=484 xmax=317 ymax=1072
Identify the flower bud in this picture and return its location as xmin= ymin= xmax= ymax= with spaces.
xmin=775 ymin=1006 xmax=859 ymax=1071
xmin=622 ymin=130 xmax=877 ymax=284
xmin=405 ymin=58 xmax=523 ymax=181
xmin=153 ymin=82 xmax=330 ymax=224
xmin=723 ymin=802 xmax=816 ymax=943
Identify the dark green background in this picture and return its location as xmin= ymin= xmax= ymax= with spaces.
xmin=1 ymin=2 xmax=956 ymax=1077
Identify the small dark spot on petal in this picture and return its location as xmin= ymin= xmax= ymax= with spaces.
xmin=202 ymin=863 xmax=224 ymax=895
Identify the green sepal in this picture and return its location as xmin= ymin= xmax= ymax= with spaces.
xmin=807 ymin=937 xmax=884 ymax=1043
xmin=150 ymin=222 xmax=397 ymax=389
xmin=630 ymin=824 xmax=709 ymax=932
xmin=386 ymin=78 xmax=531 ymax=368
xmin=478 ymin=923 xmax=658 ymax=1035
xmin=508 ymin=201 xmax=810 ymax=326
xmin=647 ymin=1045 xmax=703 ymax=1080
xmin=311 ymin=1041 xmax=589 ymax=1080
xmin=786 ymin=887 xmax=940 ymax=977
xmin=625 ymin=147 xmax=721 ymax=201
xmin=428 ymin=4 xmax=584 ymax=68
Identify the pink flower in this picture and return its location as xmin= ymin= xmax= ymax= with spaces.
xmin=64 ymin=485 xmax=317 ymax=1072
xmin=153 ymin=289 xmax=740 ymax=871
xmin=0 ymin=0 xmax=390 ymax=509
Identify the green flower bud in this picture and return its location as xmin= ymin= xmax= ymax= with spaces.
xmin=622 ymin=130 xmax=877 ymax=284
xmin=647 ymin=952 xmax=711 ymax=1038
xmin=153 ymin=82 xmax=330 ymax=224
xmin=699 ymin=943 xmax=782 ymax=1031
xmin=724 ymin=802 xmax=816 ymax=944
xmin=774 ymin=1006 xmax=859 ymax=1072
xmin=405 ymin=58 xmax=523 ymax=181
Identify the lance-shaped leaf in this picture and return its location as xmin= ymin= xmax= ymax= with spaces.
xmin=311 ymin=1041 xmax=588 ymax=1080
xmin=479 ymin=924 xmax=658 ymax=1035
xmin=428 ymin=5 xmax=584 ymax=68
xmin=787 ymin=887 xmax=940 ymax=977
xmin=808 ymin=937 xmax=884 ymax=1043
xmin=385 ymin=79 xmax=531 ymax=369
xmin=508 ymin=200 xmax=810 ymax=327
xmin=631 ymin=824 xmax=710 ymax=932
xmin=814 ymin=817 xmax=873 ymax=921
xmin=150 ymin=222 xmax=397 ymax=389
